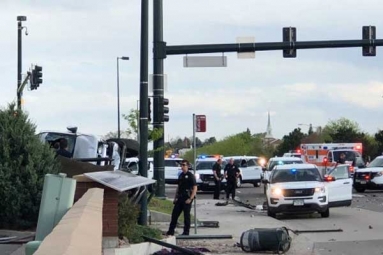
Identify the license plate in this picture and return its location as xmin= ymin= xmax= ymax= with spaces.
xmin=360 ymin=181 xmax=366 ymax=184
xmin=208 ymin=182 xmax=215 ymax=186
xmin=293 ymin=199 xmax=304 ymax=206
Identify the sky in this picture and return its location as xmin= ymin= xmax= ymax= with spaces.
xmin=2 ymin=0 xmax=383 ymax=144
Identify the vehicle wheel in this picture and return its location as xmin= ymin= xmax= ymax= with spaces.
xmin=320 ymin=208 xmax=330 ymax=218
xmin=236 ymin=177 xmax=242 ymax=188
xmin=253 ymin=182 xmax=261 ymax=187
xmin=267 ymin=208 xmax=276 ymax=218
xmin=354 ymin=187 xmax=366 ymax=193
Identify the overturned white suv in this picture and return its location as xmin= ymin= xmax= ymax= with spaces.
xmin=264 ymin=163 xmax=352 ymax=218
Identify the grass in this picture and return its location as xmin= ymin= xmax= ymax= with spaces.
xmin=148 ymin=197 xmax=197 ymax=223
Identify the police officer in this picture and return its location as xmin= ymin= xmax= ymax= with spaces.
xmin=167 ymin=159 xmax=197 ymax=236
xmin=212 ymin=158 xmax=223 ymax=200
xmin=224 ymin=158 xmax=240 ymax=202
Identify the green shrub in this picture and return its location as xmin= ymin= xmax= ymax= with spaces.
xmin=0 ymin=104 xmax=60 ymax=229
xmin=118 ymin=194 xmax=163 ymax=244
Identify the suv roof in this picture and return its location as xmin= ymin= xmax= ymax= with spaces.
xmin=274 ymin=163 xmax=316 ymax=170
xmin=270 ymin=157 xmax=303 ymax=161
xmin=224 ymin=156 xmax=258 ymax=160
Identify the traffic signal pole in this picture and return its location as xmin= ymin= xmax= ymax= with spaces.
xmin=153 ymin=0 xmax=166 ymax=198
xmin=17 ymin=18 xmax=23 ymax=110
xmin=138 ymin=0 xmax=149 ymax=225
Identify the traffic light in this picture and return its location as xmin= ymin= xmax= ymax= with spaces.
xmin=30 ymin=65 xmax=43 ymax=90
xmin=283 ymin=27 xmax=297 ymax=58
xmin=159 ymin=97 xmax=169 ymax=122
xmin=362 ymin=26 xmax=376 ymax=56
xmin=148 ymin=98 xmax=152 ymax=123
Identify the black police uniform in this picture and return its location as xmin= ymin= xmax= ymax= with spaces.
xmin=167 ymin=171 xmax=196 ymax=236
xmin=212 ymin=162 xmax=222 ymax=199
xmin=224 ymin=163 xmax=240 ymax=200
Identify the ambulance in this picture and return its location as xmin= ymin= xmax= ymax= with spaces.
xmin=300 ymin=143 xmax=364 ymax=175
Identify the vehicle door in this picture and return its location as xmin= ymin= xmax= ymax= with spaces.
xmin=164 ymin=159 xmax=182 ymax=181
xmin=147 ymin=161 xmax=154 ymax=179
xmin=239 ymin=158 xmax=252 ymax=181
xmin=325 ymin=164 xmax=352 ymax=207
xmin=246 ymin=158 xmax=262 ymax=181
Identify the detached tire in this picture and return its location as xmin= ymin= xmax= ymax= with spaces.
xmin=320 ymin=208 xmax=330 ymax=218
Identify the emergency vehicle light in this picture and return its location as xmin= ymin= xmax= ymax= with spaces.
xmin=291 ymin=168 xmax=297 ymax=173
xmin=323 ymin=146 xmax=328 ymax=149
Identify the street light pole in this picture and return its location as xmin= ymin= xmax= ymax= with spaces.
xmin=116 ymin=56 xmax=129 ymax=139
xmin=17 ymin=16 xmax=27 ymax=110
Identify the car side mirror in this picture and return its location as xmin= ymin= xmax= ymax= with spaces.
xmin=324 ymin=175 xmax=335 ymax=182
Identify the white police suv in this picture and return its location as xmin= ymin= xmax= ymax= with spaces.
xmin=265 ymin=163 xmax=352 ymax=218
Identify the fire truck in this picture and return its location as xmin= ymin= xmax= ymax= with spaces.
xmin=300 ymin=143 xmax=365 ymax=175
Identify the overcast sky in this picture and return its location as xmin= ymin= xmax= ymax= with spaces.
xmin=2 ymin=0 xmax=383 ymax=143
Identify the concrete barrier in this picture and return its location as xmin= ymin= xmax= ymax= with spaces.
xmin=33 ymin=188 xmax=104 ymax=255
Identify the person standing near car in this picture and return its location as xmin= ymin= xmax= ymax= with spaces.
xmin=224 ymin=158 xmax=240 ymax=202
xmin=212 ymin=158 xmax=223 ymax=200
xmin=166 ymin=159 xmax=197 ymax=236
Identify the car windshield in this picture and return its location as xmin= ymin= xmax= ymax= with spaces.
xmin=270 ymin=168 xmax=322 ymax=183
xmin=368 ymin=157 xmax=383 ymax=168
xmin=38 ymin=132 xmax=76 ymax=154
xmin=333 ymin=151 xmax=359 ymax=162
xmin=268 ymin=160 xmax=303 ymax=171
xmin=196 ymin=161 xmax=226 ymax=170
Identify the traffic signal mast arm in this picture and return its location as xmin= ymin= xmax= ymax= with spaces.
xmin=163 ymin=26 xmax=378 ymax=57
xmin=17 ymin=72 xmax=31 ymax=94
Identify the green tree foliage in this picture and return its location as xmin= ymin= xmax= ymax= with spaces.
xmin=0 ymin=104 xmax=60 ymax=229
xmin=182 ymin=131 xmax=267 ymax=161
xmin=275 ymin=128 xmax=306 ymax=156
xmin=323 ymin=118 xmax=378 ymax=158
xmin=375 ymin=130 xmax=383 ymax=156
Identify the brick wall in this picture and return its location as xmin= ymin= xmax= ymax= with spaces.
xmin=74 ymin=181 xmax=119 ymax=237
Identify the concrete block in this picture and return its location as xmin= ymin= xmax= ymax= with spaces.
xmin=149 ymin=210 xmax=172 ymax=223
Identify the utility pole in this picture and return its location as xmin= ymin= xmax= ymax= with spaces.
xmin=153 ymin=0 xmax=166 ymax=198
xmin=138 ymin=0 xmax=150 ymax=225
xmin=17 ymin=16 xmax=27 ymax=110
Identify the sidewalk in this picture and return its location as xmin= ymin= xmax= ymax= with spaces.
xmin=152 ymin=199 xmax=317 ymax=255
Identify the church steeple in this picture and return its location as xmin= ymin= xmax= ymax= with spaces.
xmin=265 ymin=110 xmax=273 ymax=139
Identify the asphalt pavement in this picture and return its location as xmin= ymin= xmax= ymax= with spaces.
xmin=165 ymin=183 xmax=383 ymax=255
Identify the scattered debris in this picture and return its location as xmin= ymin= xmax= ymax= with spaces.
xmin=289 ymin=228 xmax=343 ymax=235
xmin=176 ymin=234 xmax=232 ymax=240
xmin=143 ymin=236 xmax=204 ymax=255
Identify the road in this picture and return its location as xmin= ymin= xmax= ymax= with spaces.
xmin=166 ymin=184 xmax=383 ymax=255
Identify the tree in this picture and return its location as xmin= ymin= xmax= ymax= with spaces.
xmin=0 ymin=104 xmax=60 ymax=229
xmin=323 ymin=118 xmax=360 ymax=142
xmin=308 ymin=124 xmax=314 ymax=135
xmin=275 ymin=128 xmax=306 ymax=156
xmin=375 ymin=130 xmax=383 ymax=156
xmin=122 ymin=109 xmax=139 ymax=139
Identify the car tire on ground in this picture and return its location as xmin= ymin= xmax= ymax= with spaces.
xmin=354 ymin=187 xmax=366 ymax=193
xmin=253 ymin=181 xmax=261 ymax=187
xmin=320 ymin=208 xmax=330 ymax=218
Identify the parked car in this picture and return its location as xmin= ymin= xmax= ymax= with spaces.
xmin=194 ymin=158 xmax=227 ymax=192
xmin=223 ymin=156 xmax=263 ymax=188
xmin=264 ymin=163 xmax=352 ymax=218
